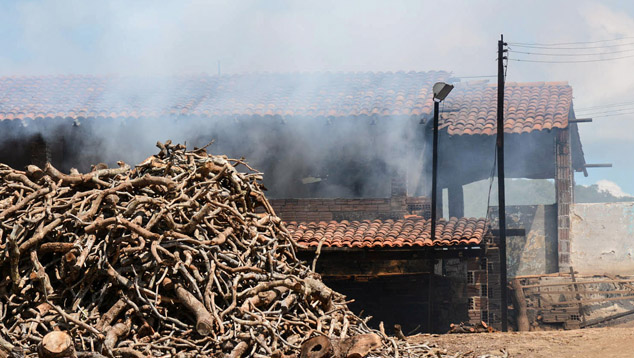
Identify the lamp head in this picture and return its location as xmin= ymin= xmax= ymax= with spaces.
xmin=433 ymin=82 xmax=454 ymax=101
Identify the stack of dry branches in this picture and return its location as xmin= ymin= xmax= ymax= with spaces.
xmin=0 ymin=141 xmax=453 ymax=358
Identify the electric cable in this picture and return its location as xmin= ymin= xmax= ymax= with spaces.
xmin=509 ymin=48 xmax=634 ymax=56
xmin=507 ymin=41 xmax=634 ymax=50
xmin=508 ymin=54 xmax=634 ymax=63
xmin=575 ymin=101 xmax=634 ymax=111
xmin=508 ymin=36 xmax=634 ymax=46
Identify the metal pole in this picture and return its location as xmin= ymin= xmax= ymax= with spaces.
xmin=431 ymin=100 xmax=440 ymax=243
xmin=497 ymin=34 xmax=508 ymax=332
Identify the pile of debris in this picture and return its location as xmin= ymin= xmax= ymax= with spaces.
xmin=0 ymin=141 xmax=455 ymax=358
xmin=448 ymin=322 xmax=495 ymax=334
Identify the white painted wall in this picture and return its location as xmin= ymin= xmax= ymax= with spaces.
xmin=570 ymin=202 xmax=634 ymax=275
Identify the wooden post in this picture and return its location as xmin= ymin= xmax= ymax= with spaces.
xmin=497 ymin=34 xmax=509 ymax=332
xmin=570 ymin=267 xmax=586 ymax=324
xmin=510 ymin=279 xmax=529 ymax=331
xmin=431 ymin=100 xmax=440 ymax=242
xmin=427 ymin=273 xmax=433 ymax=332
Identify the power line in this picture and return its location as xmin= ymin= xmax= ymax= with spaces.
xmin=509 ymin=48 xmax=634 ymax=57
xmin=508 ymin=36 xmax=634 ymax=46
xmin=587 ymin=110 xmax=634 ymax=118
xmin=508 ymin=42 xmax=634 ymax=50
xmin=509 ymin=53 xmax=634 ymax=63
xmin=576 ymin=107 xmax=634 ymax=116
xmin=575 ymin=101 xmax=634 ymax=111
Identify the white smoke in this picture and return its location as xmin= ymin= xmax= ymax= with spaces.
xmin=596 ymin=179 xmax=633 ymax=198
xmin=596 ymin=179 xmax=632 ymax=198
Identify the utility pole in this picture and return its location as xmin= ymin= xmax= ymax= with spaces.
xmin=430 ymin=82 xmax=453 ymax=246
xmin=431 ymin=100 xmax=440 ymax=243
xmin=497 ymin=34 xmax=508 ymax=332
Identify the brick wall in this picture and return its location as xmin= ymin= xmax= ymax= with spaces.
xmin=555 ymin=128 xmax=572 ymax=272
xmin=269 ymin=196 xmax=430 ymax=222
xmin=485 ymin=247 xmax=502 ymax=329
xmin=461 ymin=248 xmax=502 ymax=329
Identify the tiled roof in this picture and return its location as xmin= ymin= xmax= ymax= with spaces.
xmin=0 ymin=74 xmax=574 ymax=135
xmin=440 ymin=81 xmax=573 ymax=135
xmin=285 ymin=217 xmax=489 ymax=249
xmin=0 ymin=72 xmax=449 ymax=121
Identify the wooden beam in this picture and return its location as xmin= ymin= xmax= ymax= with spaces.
xmin=524 ymin=289 xmax=634 ymax=296
xmin=514 ymin=272 xmax=574 ymax=279
xmin=492 ymin=229 xmax=526 ymax=237
xmin=570 ymin=267 xmax=586 ymax=324
xmin=606 ymin=274 xmax=634 ymax=291
xmin=569 ymin=118 xmax=592 ymax=123
xmin=542 ymin=294 xmax=634 ymax=307
xmin=581 ymin=308 xmax=634 ymax=328
xmin=584 ymin=163 xmax=612 ymax=168
xmin=521 ymin=278 xmax=634 ymax=289
xmin=511 ymin=279 xmax=530 ymax=331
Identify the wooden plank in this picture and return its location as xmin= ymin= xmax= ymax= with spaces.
xmin=544 ymin=308 xmax=580 ymax=315
xmin=605 ymin=274 xmax=634 ymax=292
xmin=525 ymin=289 xmax=634 ymax=296
xmin=541 ymin=294 xmax=634 ymax=307
xmin=491 ymin=229 xmax=526 ymax=236
xmin=521 ymin=278 xmax=634 ymax=289
xmin=570 ymin=267 xmax=586 ymax=324
xmin=514 ymin=272 xmax=572 ymax=279
xmin=581 ymin=308 xmax=634 ymax=328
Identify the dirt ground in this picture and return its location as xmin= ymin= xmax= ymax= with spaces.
xmin=409 ymin=324 xmax=634 ymax=357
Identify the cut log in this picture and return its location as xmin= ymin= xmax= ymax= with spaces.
xmin=172 ymin=283 xmax=214 ymax=336
xmin=300 ymin=336 xmax=333 ymax=358
xmin=38 ymin=331 xmax=77 ymax=358
xmin=345 ymin=333 xmax=381 ymax=358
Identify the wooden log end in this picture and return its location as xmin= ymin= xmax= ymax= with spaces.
xmin=39 ymin=331 xmax=76 ymax=358
xmin=300 ymin=336 xmax=333 ymax=358
xmin=195 ymin=317 xmax=214 ymax=336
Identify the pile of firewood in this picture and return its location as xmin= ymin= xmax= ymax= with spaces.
xmin=447 ymin=321 xmax=496 ymax=334
xmin=0 ymin=141 xmax=456 ymax=358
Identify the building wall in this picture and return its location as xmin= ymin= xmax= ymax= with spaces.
xmin=270 ymin=196 xmax=430 ymax=222
xmin=570 ymin=202 xmax=634 ymax=274
xmin=432 ymin=250 xmax=501 ymax=330
xmin=489 ymin=205 xmax=559 ymax=277
xmin=314 ymin=251 xmax=499 ymax=333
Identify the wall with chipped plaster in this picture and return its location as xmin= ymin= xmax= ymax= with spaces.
xmin=570 ymin=202 xmax=634 ymax=274
xmin=489 ymin=205 xmax=559 ymax=277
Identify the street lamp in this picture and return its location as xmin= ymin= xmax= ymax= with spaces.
xmin=430 ymin=82 xmax=454 ymax=244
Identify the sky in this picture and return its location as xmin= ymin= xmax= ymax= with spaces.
xmin=0 ymin=0 xmax=633 ymax=194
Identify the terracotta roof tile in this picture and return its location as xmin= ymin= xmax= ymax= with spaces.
xmin=441 ymin=81 xmax=572 ymax=135
xmin=0 ymin=72 xmax=448 ymax=121
xmin=0 ymin=74 xmax=572 ymax=135
xmin=285 ymin=217 xmax=489 ymax=249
